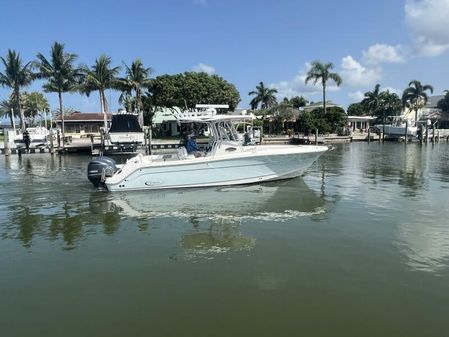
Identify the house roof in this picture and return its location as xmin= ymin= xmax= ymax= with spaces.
xmin=425 ymin=95 xmax=444 ymax=108
xmin=424 ymin=109 xmax=449 ymax=121
xmin=55 ymin=112 xmax=112 ymax=122
xmin=303 ymin=101 xmax=343 ymax=112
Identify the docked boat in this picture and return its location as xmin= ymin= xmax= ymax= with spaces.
xmin=13 ymin=127 xmax=50 ymax=148
xmin=108 ymin=113 xmax=144 ymax=145
xmin=375 ymin=117 xmax=418 ymax=139
xmin=87 ymin=114 xmax=328 ymax=191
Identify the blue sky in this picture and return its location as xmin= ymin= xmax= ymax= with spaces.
xmin=1 ymin=0 xmax=449 ymax=115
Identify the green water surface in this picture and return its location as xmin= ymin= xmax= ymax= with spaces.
xmin=1 ymin=143 xmax=448 ymax=337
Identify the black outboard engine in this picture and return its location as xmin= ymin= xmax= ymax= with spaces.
xmin=87 ymin=156 xmax=117 ymax=189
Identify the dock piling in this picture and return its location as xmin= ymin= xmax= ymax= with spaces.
xmin=432 ymin=123 xmax=436 ymax=144
xmin=405 ymin=121 xmax=408 ymax=144
xmin=50 ymin=131 xmax=55 ymax=154
xmin=4 ymin=129 xmax=11 ymax=156
xmin=144 ymin=127 xmax=149 ymax=155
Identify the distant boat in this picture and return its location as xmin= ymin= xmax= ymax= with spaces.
xmin=108 ymin=113 xmax=144 ymax=145
xmin=13 ymin=127 xmax=50 ymax=148
xmin=375 ymin=117 xmax=418 ymax=139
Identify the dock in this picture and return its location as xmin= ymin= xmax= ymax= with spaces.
xmin=3 ymin=129 xmax=449 ymax=156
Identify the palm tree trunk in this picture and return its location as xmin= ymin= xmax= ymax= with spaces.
xmin=16 ymin=88 xmax=25 ymax=130
xmin=99 ymin=89 xmax=107 ymax=130
xmin=103 ymin=90 xmax=109 ymax=114
xmin=9 ymin=110 xmax=14 ymax=128
xmin=136 ymin=88 xmax=143 ymax=127
xmin=322 ymin=82 xmax=327 ymax=115
xmin=58 ymin=91 xmax=65 ymax=148
xmin=414 ymin=108 xmax=418 ymax=124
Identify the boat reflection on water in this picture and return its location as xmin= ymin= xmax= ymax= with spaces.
xmin=105 ymin=178 xmax=327 ymax=222
xmin=180 ymin=223 xmax=257 ymax=258
xmin=104 ymin=179 xmax=328 ymax=257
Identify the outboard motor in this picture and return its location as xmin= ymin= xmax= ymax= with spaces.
xmin=87 ymin=156 xmax=117 ymax=189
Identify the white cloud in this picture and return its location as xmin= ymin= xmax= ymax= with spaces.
xmin=270 ymin=62 xmax=340 ymax=99
xmin=362 ymin=44 xmax=405 ymax=64
xmin=405 ymin=0 xmax=449 ymax=56
xmin=348 ymin=91 xmax=365 ymax=102
xmin=340 ymin=56 xmax=382 ymax=87
xmin=192 ymin=63 xmax=215 ymax=75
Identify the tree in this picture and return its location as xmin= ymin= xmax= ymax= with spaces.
xmin=361 ymin=84 xmax=402 ymax=120
xmin=347 ymin=102 xmax=366 ymax=116
xmin=22 ymin=92 xmax=50 ymax=124
xmin=35 ymin=42 xmax=82 ymax=143
xmin=437 ymin=90 xmax=449 ymax=113
xmin=378 ymin=91 xmax=402 ymax=118
xmin=297 ymin=106 xmax=347 ymax=135
xmin=149 ymin=72 xmax=240 ymax=110
xmin=0 ymin=49 xmax=34 ymax=129
xmin=81 ymin=54 xmax=120 ymax=129
xmin=361 ymin=84 xmax=382 ymax=116
xmin=0 ymin=95 xmax=17 ymax=127
xmin=248 ymin=82 xmax=278 ymax=110
xmin=117 ymin=59 xmax=152 ymax=127
xmin=290 ymin=96 xmax=308 ymax=109
xmin=402 ymin=80 xmax=434 ymax=122
xmin=305 ymin=61 xmax=342 ymax=114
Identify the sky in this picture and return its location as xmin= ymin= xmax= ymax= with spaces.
xmin=1 ymin=0 xmax=449 ymax=116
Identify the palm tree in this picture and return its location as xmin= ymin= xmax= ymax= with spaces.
xmin=402 ymin=80 xmax=434 ymax=123
xmin=305 ymin=61 xmax=342 ymax=114
xmin=35 ymin=42 xmax=82 ymax=144
xmin=437 ymin=90 xmax=449 ymax=113
xmin=290 ymin=96 xmax=308 ymax=109
xmin=0 ymin=96 xmax=17 ymax=128
xmin=248 ymin=82 xmax=278 ymax=110
xmin=22 ymin=92 xmax=50 ymax=125
xmin=379 ymin=90 xmax=402 ymax=118
xmin=0 ymin=49 xmax=34 ymax=129
xmin=81 ymin=54 xmax=120 ymax=129
xmin=361 ymin=84 xmax=382 ymax=116
xmin=116 ymin=59 xmax=152 ymax=127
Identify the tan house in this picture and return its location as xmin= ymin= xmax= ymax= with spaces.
xmin=55 ymin=112 xmax=112 ymax=137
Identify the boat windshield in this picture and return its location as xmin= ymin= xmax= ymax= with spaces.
xmin=177 ymin=116 xmax=250 ymax=142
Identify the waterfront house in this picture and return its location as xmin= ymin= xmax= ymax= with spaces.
xmin=402 ymin=95 xmax=449 ymax=127
xmin=55 ymin=112 xmax=112 ymax=137
xmin=152 ymin=107 xmax=182 ymax=137
xmin=421 ymin=95 xmax=449 ymax=128
xmin=347 ymin=116 xmax=377 ymax=132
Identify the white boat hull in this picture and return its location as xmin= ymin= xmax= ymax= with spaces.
xmin=105 ymin=145 xmax=327 ymax=191
xmin=13 ymin=128 xmax=50 ymax=148
xmin=377 ymin=125 xmax=418 ymax=138
xmin=109 ymin=132 xmax=144 ymax=144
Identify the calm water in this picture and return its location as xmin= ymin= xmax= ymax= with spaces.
xmin=1 ymin=143 xmax=449 ymax=337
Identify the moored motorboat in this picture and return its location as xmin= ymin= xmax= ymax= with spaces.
xmin=13 ymin=127 xmax=50 ymax=148
xmin=108 ymin=113 xmax=145 ymax=145
xmin=88 ymin=114 xmax=328 ymax=191
xmin=375 ymin=117 xmax=418 ymax=139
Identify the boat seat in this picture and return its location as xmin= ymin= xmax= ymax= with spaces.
xmin=177 ymin=146 xmax=195 ymax=160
